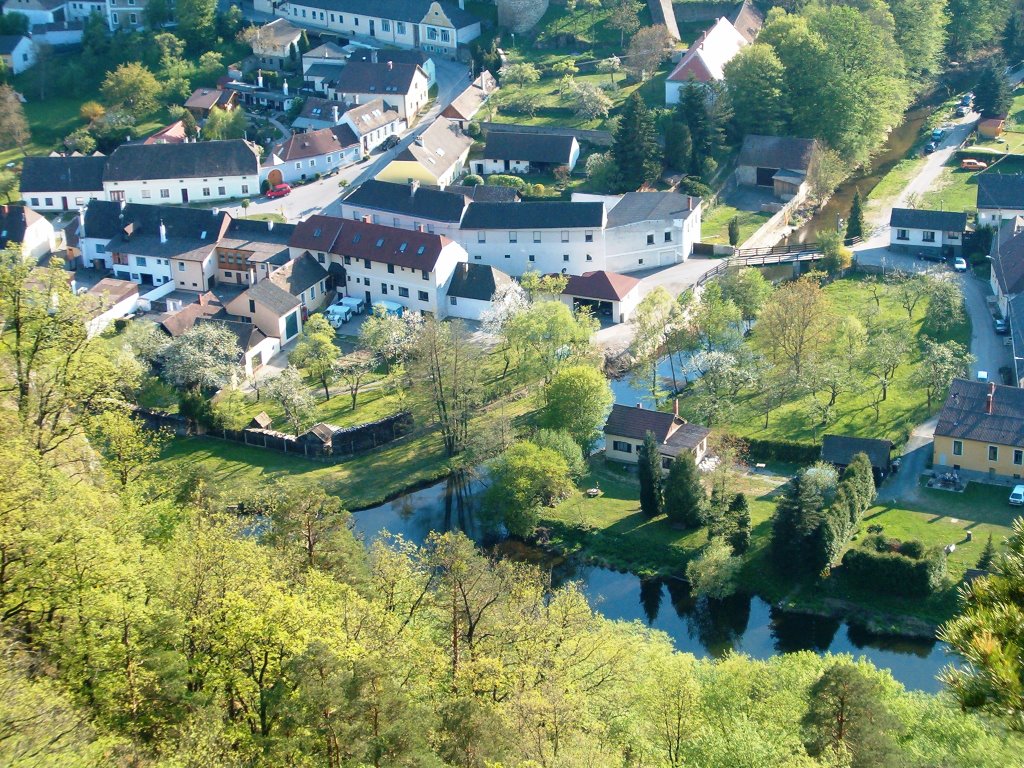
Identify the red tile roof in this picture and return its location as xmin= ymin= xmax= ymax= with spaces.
xmin=562 ymin=270 xmax=640 ymax=301
xmin=290 ymin=215 xmax=453 ymax=271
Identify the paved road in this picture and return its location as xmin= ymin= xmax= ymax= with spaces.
xmin=961 ymin=271 xmax=1011 ymax=378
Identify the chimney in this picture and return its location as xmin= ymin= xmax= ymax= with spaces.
xmin=267 ymin=220 xmax=274 ymax=231
xmin=78 ymin=206 xmax=85 ymax=237
xmin=386 ymin=60 xmax=393 ymax=70
xmin=674 ymin=398 xmax=679 ymax=418
xmin=363 ymin=215 xmax=372 ymax=224
xmin=371 ymin=49 xmax=378 ymax=64
xmin=687 ymin=195 xmax=693 ymax=210
xmin=332 ymin=104 xmax=339 ymax=123
xmin=159 ymin=220 xmax=167 ymax=244
xmin=409 ymin=179 xmax=420 ymax=198
xmin=986 ymin=393 xmax=994 ymax=415
xmin=636 ymin=402 xmax=643 ymax=409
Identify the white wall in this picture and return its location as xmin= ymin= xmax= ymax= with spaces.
xmin=337 ymin=202 xmax=461 ymax=239
xmin=446 ymin=294 xmax=490 ymax=320
xmin=66 ymin=0 xmax=104 ymax=20
xmin=22 ymin=217 xmax=54 ymax=261
xmin=86 ymin=292 xmax=138 ymax=337
xmin=889 ymin=226 xmax=961 ymax=249
xmin=2 ymin=3 xmax=60 ymax=25
xmin=104 ymin=175 xmax=258 ymax=205
xmin=460 ymin=225 xmax=606 ymax=277
xmin=977 ymin=209 xmax=1024 ymax=228
xmin=2 ymin=37 xmax=36 ymax=74
xmin=269 ymin=145 xmax=361 ymax=184
xmin=24 ymin=189 xmax=104 ymax=212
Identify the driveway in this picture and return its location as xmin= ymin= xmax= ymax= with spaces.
xmin=961 ymin=272 xmax=1012 ymax=379
xmin=877 ymin=417 xmax=937 ymax=505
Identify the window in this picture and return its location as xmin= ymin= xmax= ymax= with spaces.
xmin=509 ymin=231 xmax=517 ymax=243
xmin=449 ymin=296 xmax=457 ymax=305
xmin=178 ymin=262 xmax=185 ymax=272
xmin=1015 ymin=449 xmax=1023 ymax=465
xmin=396 ymin=21 xmax=405 ymax=34
xmin=398 ymin=287 xmax=409 ymax=298
xmin=96 ymin=244 xmax=106 ymax=253
xmin=418 ymin=290 xmax=428 ymax=301
xmin=354 ymin=16 xmax=358 ymax=24
xmin=528 ymin=254 xmax=535 ymax=262
xmin=111 ymin=12 xmax=117 ymax=22
xmin=422 ymin=269 xmax=429 ymax=280
xmin=216 ymin=186 xmax=225 ymax=196
xmin=427 ymin=27 xmax=437 ymax=40
xmin=477 ymin=232 xmax=486 ymax=243
xmin=141 ymin=189 xmax=151 ymax=199
xmin=504 ymin=254 xmax=510 ymax=259
xmin=953 ymin=440 xmax=963 ymax=456
xmin=661 ymin=457 xmax=673 ymax=470
xmin=29 ymin=198 xmax=38 ymax=207
xmin=224 ymin=271 xmax=232 ymax=279
xmin=612 ymin=440 xmax=632 ymax=453
xmin=202 ymin=188 xmax=211 ymax=197
xmin=646 ymin=233 xmax=655 ymax=245
xmin=295 ymin=163 xmax=302 ymax=170
xmin=441 ymin=29 xmax=450 ymax=43
xmin=363 ymin=258 xmax=370 ymax=268
xmin=473 ymin=254 xmax=481 ymax=260
xmin=561 ymin=230 xmax=569 ymax=242
xmin=242 ymin=184 xmax=249 ymax=194
xmin=44 ymin=198 xmax=52 ymax=207
xmin=381 ymin=19 xmax=390 ymax=31
xmin=160 ymin=189 xmax=169 ymax=198
xmin=344 ymin=255 xmax=351 ymax=265
xmin=989 ymin=445 xmax=999 ymax=462
xmin=922 ymin=230 xmax=936 ymax=243
xmin=896 ymin=228 xmax=909 ymax=241
xmin=664 ymin=231 xmax=672 ymax=242
xmin=387 ymin=263 xmax=395 ymax=274
xmin=310 ymin=285 xmax=316 ymax=300
xmin=129 ymin=13 xmax=136 ymax=23
xmin=533 ymin=231 xmax=541 ymax=243
xmin=563 ymin=254 xmax=569 ymax=262
xmin=585 ymin=231 xmax=593 ymax=242
xmin=309 ymin=160 xmax=316 ymax=167
xmin=135 ymin=256 xmax=146 ymax=266
xmin=586 ymin=254 xmax=592 ymax=261
xmin=363 ymin=277 xmax=370 ymax=285
xmin=948 ymin=230 xmax=961 ymax=240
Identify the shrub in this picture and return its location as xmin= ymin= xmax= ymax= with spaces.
xmin=179 ymin=390 xmax=223 ymax=430
xmin=898 ymin=539 xmax=925 ymax=559
xmin=465 ymin=122 xmax=482 ymax=138
xmin=261 ymin=179 xmax=270 ymax=194
xmin=841 ymin=540 xmax=947 ymax=596
xmin=487 ymin=174 xmax=527 ymax=191
xmin=462 ymin=173 xmax=484 ymax=186
xmin=745 ymin=438 xmax=819 ymax=464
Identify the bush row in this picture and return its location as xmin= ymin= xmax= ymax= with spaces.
xmin=841 ymin=544 xmax=947 ymax=597
xmin=744 ymin=438 xmax=820 ymax=465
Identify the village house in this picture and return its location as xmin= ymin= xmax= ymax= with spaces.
xmin=3 ymin=0 xmax=64 ymax=24
xmin=340 ymin=99 xmax=405 ymax=153
xmin=598 ymin=191 xmax=703 ymax=273
xmin=989 ymin=218 xmax=1024 ymax=317
xmin=736 ymin=135 xmax=819 ymax=202
xmin=603 ymin=402 xmax=711 ymax=470
xmin=444 ymin=262 xmax=514 ymax=321
xmin=0 ymin=35 xmax=35 ymax=73
xmin=0 ymin=204 xmax=55 ymax=261
xmin=340 ymin=179 xmax=470 ymax=239
xmin=328 ymin=60 xmax=430 ymax=122
xmin=226 ymin=252 xmax=329 ymax=341
xmin=560 ymin=270 xmax=641 ymax=324
xmin=376 ymin=118 xmax=472 ymax=187
xmin=976 ymin=174 xmax=1024 ymax=227
xmin=349 ymin=46 xmax=436 ymax=86
xmin=263 ymin=124 xmax=361 ymax=185
xmin=213 ymin=217 xmax=296 ymax=287
xmin=20 ymin=154 xmax=106 ymax=212
xmin=263 ymin=0 xmax=481 ymax=59
xmin=223 ymin=76 xmax=296 ymax=113
xmin=291 ymin=96 xmax=345 ymax=131
xmin=888 ymin=208 xmax=966 ymax=258
xmin=83 ymin=277 xmax=139 ymax=337
xmin=183 ymin=87 xmax=238 ymax=120
xmin=302 ymin=40 xmax=347 ymax=72
xmin=664 ymin=16 xmax=748 ymax=105
xmin=289 ymin=214 xmax=468 ymax=317
xmin=248 ymin=18 xmax=304 ymax=70
xmin=473 ymin=130 xmax=580 ymax=176
xmin=144 ymin=120 xmax=190 ymax=144
xmin=933 ymin=379 xmax=1024 ymax=483
xmin=441 ymin=70 xmax=497 ymax=127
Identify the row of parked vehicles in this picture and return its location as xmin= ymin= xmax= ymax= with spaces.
xmin=322 ymin=296 xmax=406 ymax=329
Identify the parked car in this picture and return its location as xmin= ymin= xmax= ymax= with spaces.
xmin=960 ymin=93 xmax=974 ymax=107
xmin=961 ymin=158 xmax=988 ymax=170
xmin=931 ymin=128 xmax=944 ymax=141
xmin=994 ymin=317 xmax=1010 ymax=335
xmin=953 ymin=257 xmax=968 ymax=272
xmin=1010 ymin=484 xmax=1024 ymax=506
xmin=338 ymin=296 xmax=366 ymax=314
xmin=381 ymin=134 xmax=401 ymax=150
xmin=267 ymin=183 xmax=291 ymax=198
xmin=324 ymin=303 xmax=353 ymax=327
xmin=955 ymin=105 xmax=968 ymax=117
xmin=924 ymin=142 xmax=937 ymax=155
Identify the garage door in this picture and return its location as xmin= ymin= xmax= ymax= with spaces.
xmin=756 ymin=167 xmax=778 ymax=187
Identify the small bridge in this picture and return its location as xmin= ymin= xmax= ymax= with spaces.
xmin=694 ymin=237 xmax=863 ymax=288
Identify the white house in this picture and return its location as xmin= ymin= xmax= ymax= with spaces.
xmin=339 ymin=179 xmax=469 ymax=239
xmin=441 ymin=70 xmax=497 ymax=127
xmin=263 ymin=124 xmax=361 ymax=185
xmin=990 ymin=219 xmax=1024 ymax=318
xmin=265 ymin=0 xmax=481 ymax=59
xmin=976 ymin=174 xmax=1024 ymax=227
xmin=102 ymin=140 xmax=262 ymax=205
xmin=328 ymin=60 xmax=430 ymax=122
xmin=888 ymin=208 xmax=967 ymax=258
xmin=3 ymin=0 xmax=65 ymax=25
xmin=0 ymin=204 xmax=54 ymax=261
xmin=0 ymin=35 xmax=35 ymax=74
xmin=340 ymin=98 xmax=405 ymax=153
xmin=20 ymin=155 xmax=107 ymax=212
xmin=604 ymin=402 xmax=710 ymax=470
xmin=474 ymin=130 xmax=580 ymax=176
xmin=290 ymin=214 xmax=469 ymax=318
xmin=600 ymin=191 xmax=703 ymax=273
xmin=664 ymin=16 xmax=748 ymax=105
xmin=106 ymin=0 xmax=150 ymax=29
xmin=445 ymin=262 xmax=513 ymax=321
xmin=375 ymin=118 xmax=472 ymax=188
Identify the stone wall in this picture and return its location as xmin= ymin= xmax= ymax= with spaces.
xmin=497 ymin=0 xmax=549 ymax=33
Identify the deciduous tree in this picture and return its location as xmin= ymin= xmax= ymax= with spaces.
xmin=723 ymin=43 xmax=788 ymax=138
xmin=755 ymin=275 xmax=830 ymax=376
xmin=161 ymin=322 xmax=241 ymax=392
xmin=686 ymin=539 xmax=742 ymax=599
xmin=483 ymin=442 xmax=572 ymax=536
xmin=911 ymin=338 xmax=972 ymax=410
xmin=540 ymin=364 xmax=612 ymax=453
xmin=263 ymin=365 xmax=316 ymax=436
xmin=87 ymin=410 xmax=171 ymax=487
xmin=101 ymin=63 xmax=160 ymax=120
xmin=623 ymin=25 xmax=672 ymax=81
xmin=0 ymin=85 xmax=28 ymax=151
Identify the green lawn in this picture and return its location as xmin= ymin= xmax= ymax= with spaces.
xmin=690 ymin=274 xmax=971 ymax=447
xmin=701 ymin=203 xmax=772 ymax=246
xmin=920 ymin=154 xmax=1024 ymax=213
xmin=865 ymin=158 xmax=925 ymax=222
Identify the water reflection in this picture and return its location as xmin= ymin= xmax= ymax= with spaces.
xmin=352 ymin=477 xmax=948 ymax=692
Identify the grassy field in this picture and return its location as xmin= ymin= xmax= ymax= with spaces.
xmin=920 ymin=154 xmax=1024 ymax=213
xmin=687 ymin=274 xmax=971 ymax=447
xmin=701 ymin=203 xmax=772 ymax=245
xmin=865 ymin=158 xmax=925 ymax=220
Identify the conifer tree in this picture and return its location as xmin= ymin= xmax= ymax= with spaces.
xmin=977 ymin=533 xmax=996 ymax=570
xmin=612 ymin=92 xmax=660 ymax=192
xmin=664 ymin=451 xmax=704 ymax=527
xmin=728 ymin=493 xmax=751 ymax=554
xmin=638 ymin=431 xmax=664 ymax=517
xmin=846 ymin=189 xmax=865 ymax=241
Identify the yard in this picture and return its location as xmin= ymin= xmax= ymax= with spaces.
xmin=920 ymin=153 xmax=1024 ymax=213
xmin=700 ymin=203 xmax=772 ymax=245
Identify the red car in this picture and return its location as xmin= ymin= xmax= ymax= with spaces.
xmin=267 ymin=183 xmax=291 ymax=198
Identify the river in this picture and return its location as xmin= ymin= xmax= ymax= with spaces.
xmin=353 ymin=473 xmax=950 ymax=693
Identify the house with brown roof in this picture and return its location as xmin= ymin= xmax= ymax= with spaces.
xmin=664 ymin=16 xmax=748 ymax=105
xmin=225 ymin=252 xmax=329 ymax=342
xmin=144 ymin=120 xmax=190 ymax=145
xmin=83 ymin=277 xmax=139 ymax=337
xmin=560 ymin=270 xmax=641 ymax=324
xmin=328 ymin=60 xmax=430 ymax=122
xmin=183 ymin=87 xmax=238 ymax=119
xmin=933 ymin=379 xmax=1024 ymax=483
xmin=604 ymin=402 xmax=710 ymax=470
xmin=736 ymin=135 xmax=819 ymax=201
xmin=340 ymin=99 xmax=406 ymax=153
xmin=441 ymin=70 xmax=497 ymax=127
xmin=264 ymin=124 xmax=361 ymax=185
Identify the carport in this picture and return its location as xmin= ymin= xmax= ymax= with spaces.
xmin=559 ymin=270 xmax=641 ymax=325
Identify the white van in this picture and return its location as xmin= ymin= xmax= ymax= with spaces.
xmin=339 ymin=296 xmax=366 ymax=314
xmin=324 ymin=303 xmax=353 ymax=327
xmin=1010 ymin=485 xmax=1024 ymax=506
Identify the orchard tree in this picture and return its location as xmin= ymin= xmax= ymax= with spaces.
xmin=570 ymin=81 xmax=612 ymax=120
xmin=263 ymin=366 xmax=316 ymax=436
xmin=290 ymin=315 xmax=338 ymax=400
xmin=336 ymin=352 xmax=374 ymax=411
xmin=925 ymin=278 xmax=966 ymax=333
xmin=597 ymin=55 xmax=621 ymax=88
xmin=531 ymin=429 xmax=586 ymax=480
xmin=629 ymin=286 xmax=679 ymax=397
xmin=540 ymin=364 xmax=612 ymax=453
xmin=638 ymin=431 xmax=663 ymax=517
xmin=911 ymin=339 xmax=972 ymax=410
xmin=623 ymin=25 xmax=672 ymax=81
xmin=755 ymin=275 xmax=831 ymax=376
xmin=0 ymin=85 xmax=29 ymax=151
xmin=88 ymin=410 xmax=171 ymax=487
xmin=718 ymin=267 xmax=772 ymax=330
xmin=101 ymin=63 xmax=160 ymax=120
xmin=160 ymin=322 xmax=241 ymax=391
xmin=498 ymin=61 xmax=540 ymax=88
xmin=608 ymin=0 xmax=642 ymax=46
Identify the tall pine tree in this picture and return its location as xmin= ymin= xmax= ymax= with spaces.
xmin=637 ymin=431 xmax=664 ymax=517
xmin=975 ymin=59 xmax=1012 ymax=118
xmin=846 ymin=190 xmax=865 ymax=241
xmin=664 ymin=451 xmax=705 ymax=527
xmin=612 ymin=92 xmax=661 ymax=192
xmin=728 ymin=493 xmax=751 ymax=554
xmin=678 ymin=79 xmax=721 ymax=177
xmin=977 ymin=533 xmax=997 ymax=570
xmin=663 ymin=120 xmax=692 ymax=173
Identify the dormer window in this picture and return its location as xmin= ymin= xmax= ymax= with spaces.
xmin=313 ymin=227 xmax=322 ymax=237
xmin=417 ymin=245 xmax=425 ymax=254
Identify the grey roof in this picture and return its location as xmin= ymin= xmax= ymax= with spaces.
xmin=20 ymin=155 xmax=106 ymax=193
xmin=246 ymin=278 xmax=301 ymax=314
xmin=604 ymin=403 xmax=683 ymax=443
xmin=304 ymin=62 xmax=343 ymax=81
xmin=446 ymin=262 xmax=513 ymax=300
xmin=820 ymin=434 xmax=892 ymax=469
xmin=737 ymin=135 xmax=817 ymax=172
xmin=606 ymin=192 xmax=699 ymax=228
xmin=991 ymin=226 xmax=1024 ymax=295
xmin=0 ymin=204 xmax=46 ymax=249
xmin=332 ymin=61 xmax=424 ymax=96
xmin=342 ymin=99 xmax=402 ymax=136
xmin=976 ymin=174 xmax=1024 ymax=210
xmin=447 ymin=183 xmax=519 ymax=202
xmin=304 ymin=41 xmax=347 ymax=62
xmin=483 ymin=131 xmax=576 ymax=164
xmin=661 ymin=423 xmax=711 ymax=457
xmin=0 ymin=35 xmax=27 ymax=55
xmin=103 ymin=140 xmax=258 ymax=182
xmin=729 ymin=0 xmax=764 ymax=42
xmin=197 ymin=317 xmax=268 ymax=353
xmin=461 ymin=201 xmax=604 ymax=230
xmin=935 ymin=378 xmax=1024 ymax=445
xmin=442 ymin=71 xmax=497 ymax=121
xmin=270 ymin=252 xmax=328 ymax=295
xmin=348 ymin=48 xmax=430 ymax=68
xmin=889 ymin=207 xmax=967 ymax=231
xmin=343 ymin=179 xmax=468 ymax=222
xmin=81 ymin=201 xmax=229 ymax=259
xmin=394 ymin=118 xmax=472 ymax=179
xmin=278 ymin=0 xmax=478 ymax=28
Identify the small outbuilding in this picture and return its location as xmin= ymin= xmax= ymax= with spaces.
xmin=820 ymin=434 xmax=892 ymax=484
xmin=736 ymin=135 xmax=819 ymax=201
xmin=248 ymin=412 xmax=273 ymax=430
xmin=561 ymin=270 xmax=641 ymax=324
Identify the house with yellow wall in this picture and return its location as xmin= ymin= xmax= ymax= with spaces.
xmin=933 ymin=378 xmax=1024 ymax=484
xmin=375 ymin=118 xmax=472 ymax=188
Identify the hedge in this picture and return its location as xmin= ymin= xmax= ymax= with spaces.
xmin=744 ymin=438 xmax=820 ymax=465
xmin=841 ymin=544 xmax=947 ymax=596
